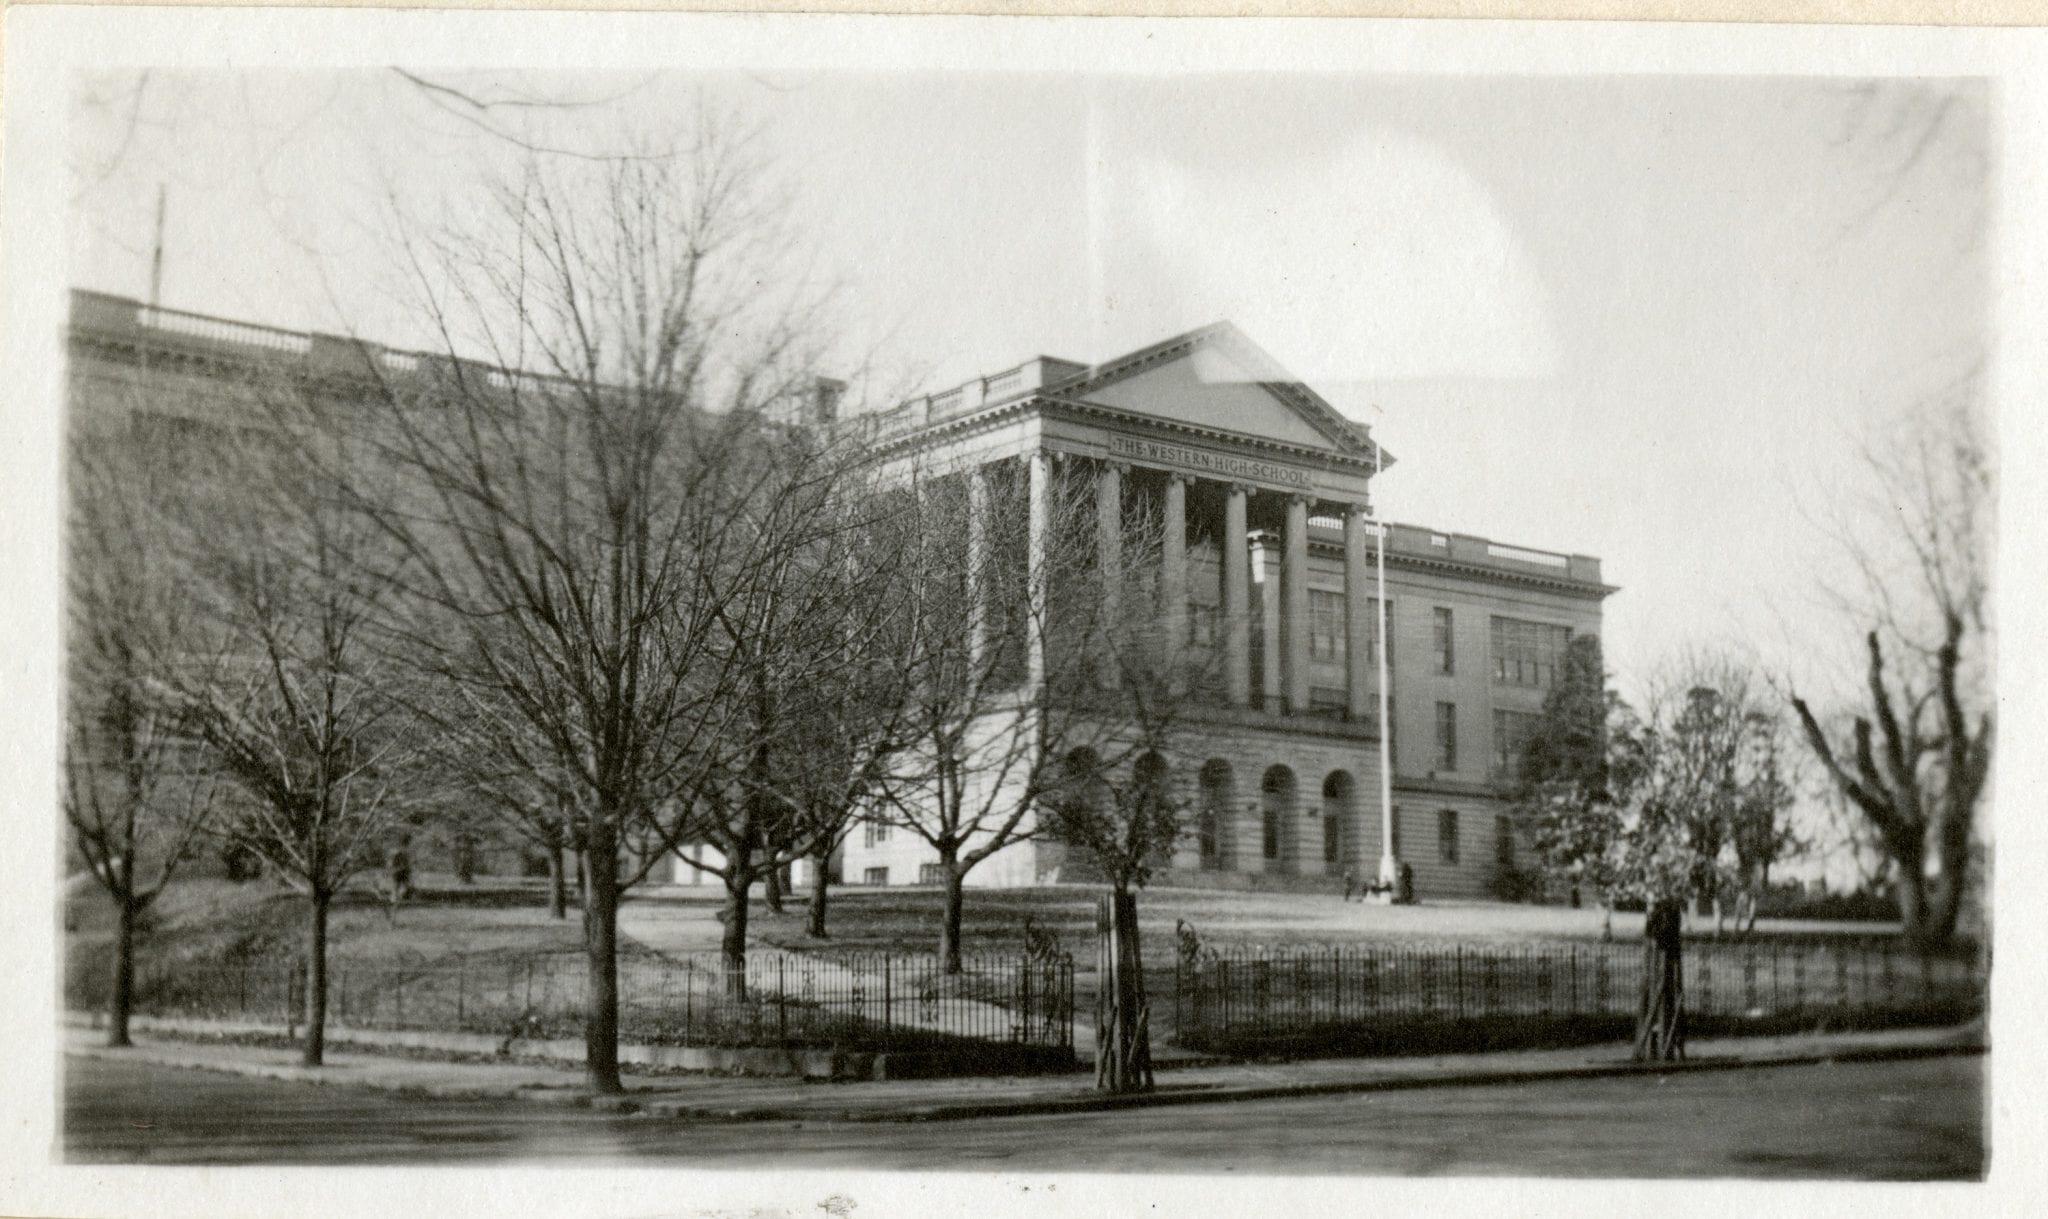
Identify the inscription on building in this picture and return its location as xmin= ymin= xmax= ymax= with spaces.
xmin=1105 ymin=434 xmax=1314 ymax=489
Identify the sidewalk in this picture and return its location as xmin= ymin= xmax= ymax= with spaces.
xmin=64 ymin=1020 xmax=1983 ymax=1125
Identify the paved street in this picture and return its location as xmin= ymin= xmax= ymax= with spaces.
xmin=64 ymin=1052 xmax=1983 ymax=1177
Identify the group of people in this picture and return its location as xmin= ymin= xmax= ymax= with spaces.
xmin=1340 ymin=864 xmax=1412 ymax=904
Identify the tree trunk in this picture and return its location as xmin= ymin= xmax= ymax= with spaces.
xmin=1918 ymin=874 xmax=1965 ymax=949
xmin=302 ymin=889 xmax=331 ymax=1067
xmin=806 ymin=847 xmax=831 ymax=939
xmin=575 ymin=846 xmax=588 ymax=905
xmin=1634 ymin=899 xmax=1685 ymax=1062
xmin=546 ymin=841 xmax=568 ymax=920
xmin=939 ymin=849 xmax=966 ymax=974
xmin=720 ymin=871 xmax=751 ymax=1001
xmin=764 ymin=864 xmax=785 ymax=914
xmin=106 ymin=896 xmax=137 ymax=1048
xmin=579 ymin=834 xmax=624 ymax=1094
xmin=1600 ymin=902 xmax=1614 ymax=942
xmin=1095 ymin=889 xmax=1153 ymax=1093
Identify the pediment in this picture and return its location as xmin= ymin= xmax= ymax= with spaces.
xmin=1049 ymin=324 xmax=1372 ymax=457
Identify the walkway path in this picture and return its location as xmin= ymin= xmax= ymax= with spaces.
xmin=64 ymin=1019 xmax=1982 ymax=1124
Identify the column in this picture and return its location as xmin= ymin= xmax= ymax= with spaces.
xmin=1283 ymin=495 xmax=1310 ymax=716
xmin=966 ymin=464 xmax=990 ymax=668
xmin=1252 ymin=532 xmax=1282 ymax=710
xmin=1223 ymin=484 xmax=1251 ymax=705
xmin=1344 ymin=505 xmax=1372 ymax=722
xmin=1160 ymin=474 xmax=1188 ymax=687
xmin=1096 ymin=461 xmax=1125 ymax=686
xmin=1026 ymin=451 xmax=1050 ymax=689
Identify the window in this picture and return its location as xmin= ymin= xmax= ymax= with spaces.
xmin=864 ymin=866 xmax=889 ymax=886
xmin=863 ymin=819 xmax=891 ymax=848
xmin=1437 ymin=809 xmax=1460 ymax=865
xmin=1435 ymin=702 xmax=1458 ymax=772
xmin=1495 ymin=815 xmax=1516 ymax=870
xmin=1361 ymin=598 xmax=1394 ymax=671
xmin=1187 ymin=601 xmax=1219 ymax=647
xmin=1309 ymin=686 xmax=1348 ymax=720
xmin=1309 ymin=589 xmax=1345 ymax=661
xmin=1490 ymin=617 xmax=1571 ymax=688
xmin=1433 ymin=607 xmax=1455 ymax=675
xmin=1323 ymin=814 xmax=1341 ymax=864
xmin=1198 ymin=808 xmax=1218 ymax=862
xmin=918 ymin=863 xmax=946 ymax=885
xmin=1494 ymin=709 xmax=1543 ymax=776
xmin=1262 ymin=807 xmax=1280 ymax=860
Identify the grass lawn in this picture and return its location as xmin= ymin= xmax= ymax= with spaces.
xmin=67 ymin=874 xmax=1924 ymax=1056
xmin=69 ymin=873 xmax=1905 ymax=980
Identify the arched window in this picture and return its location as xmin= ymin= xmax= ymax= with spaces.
xmin=1198 ymin=759 xmax=1233 ymax=869
xmin=1261 ymin=766 xmax=1296 ymax=866
xmin=1322 ymin=771 xmax=1355 ymax=867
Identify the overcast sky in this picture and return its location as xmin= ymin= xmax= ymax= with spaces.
xmin=69 ymin=70 xmax=1990 ymax=710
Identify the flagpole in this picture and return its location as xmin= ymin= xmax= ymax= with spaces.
xmin=1373 ymin=436 xmax=1399 ymax=891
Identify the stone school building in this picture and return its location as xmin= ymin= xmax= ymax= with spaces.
xmin=718 ymin=321 xmax=1615 ymax=899
xmin=64 ymin=290 xmax=1612 ymax=901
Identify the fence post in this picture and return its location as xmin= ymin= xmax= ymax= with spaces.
xmin=1454 ymin=946 xmax=1465 ymax=1021
xmin=884 ymin=956 xmax=894 ymax=1029
xmin=777 ymin=956 xmax=788 ymax=1045
xmin=684 ymin=958 xmax=694 ymax=1043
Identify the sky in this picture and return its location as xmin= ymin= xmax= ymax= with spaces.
xmin=68 ymin=69 xmax=1990 ymax=719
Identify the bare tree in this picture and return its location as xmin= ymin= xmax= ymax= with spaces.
xmin=1607 ymin=658 xmax=1792 ymax=1061
xmin=1038 ymin=653 xmax=1193 ymax=1096
xmin=869 ymin=459 xmax=1167 ymax=973
xmin=671 ymin=440 xmax=913 ymax=995
xmin=1791 ymin=383 xmax=1992 ymax=949
xmin=64 ymin=437 xmax=222 ymax=1046
xmin=352 ymin=121 xmax=852 ymax=1090
xmin=149 ymin=405 xmax=425 ymax=1068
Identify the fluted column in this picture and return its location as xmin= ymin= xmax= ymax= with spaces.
xmin=967 ymin=464 xmax=990 ymax=669
xmin=1283 ymin=495 xmax=1310 ymax=716
xmin=1160 ymin=474 xmax=1188 ymax=687
xmin=1096 ymin=460 xmax=1125 ymax=686
xmin=1252 ymin=531 xmax=1283 ymax=710
xmin=1223 ymin=484 xmax=1251 ymax=705
xmin=1026 ymin=451 xmax=1050 ymax=690
xmin=1344 ymin=504 xmax=1372 ymax=722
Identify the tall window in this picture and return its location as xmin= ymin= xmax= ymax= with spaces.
xmin=1309 ymin=589 xmax=1345 ymax=661
xmin=1494 ymin=709 xmax=1543 ymax=776
xmin=1262 ymin=807 xmax=1279 ymax=860
xmin=1437 ymin=809 xmax=1460 ymax=865
xmin=1433 ymin=607 xmax=1455 ymax=674
xmin=1364 ymin=598 xmax=1394 ymax=670
xmin=863 ymin=819 xmax=891 ymax=848
xmin=1490 ymin=617 xmax=1570 ymax=688
xmin=1434 ymin=701 xmax=1458 ymax=772
xmin=1187 ymin=600 xmax=1219 ymax=647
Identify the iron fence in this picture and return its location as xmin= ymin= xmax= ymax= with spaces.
xmin=109 ymin=948 xmax=1074 ymax=1055
xmin=1172 ymin=936 xmax=1985 ymax=1055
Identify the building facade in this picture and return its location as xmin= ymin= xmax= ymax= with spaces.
xmin=819 ymin=322 xmax=1613 ymax=899
xmin=65 ymin=291 xmax=1612 ymax=900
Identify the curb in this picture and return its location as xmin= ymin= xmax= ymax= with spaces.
xmin=635 ymin=1040 xmax=1987 ymax=1124
xmin=71 ymin=1034 xmax=1983 ymax=1125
